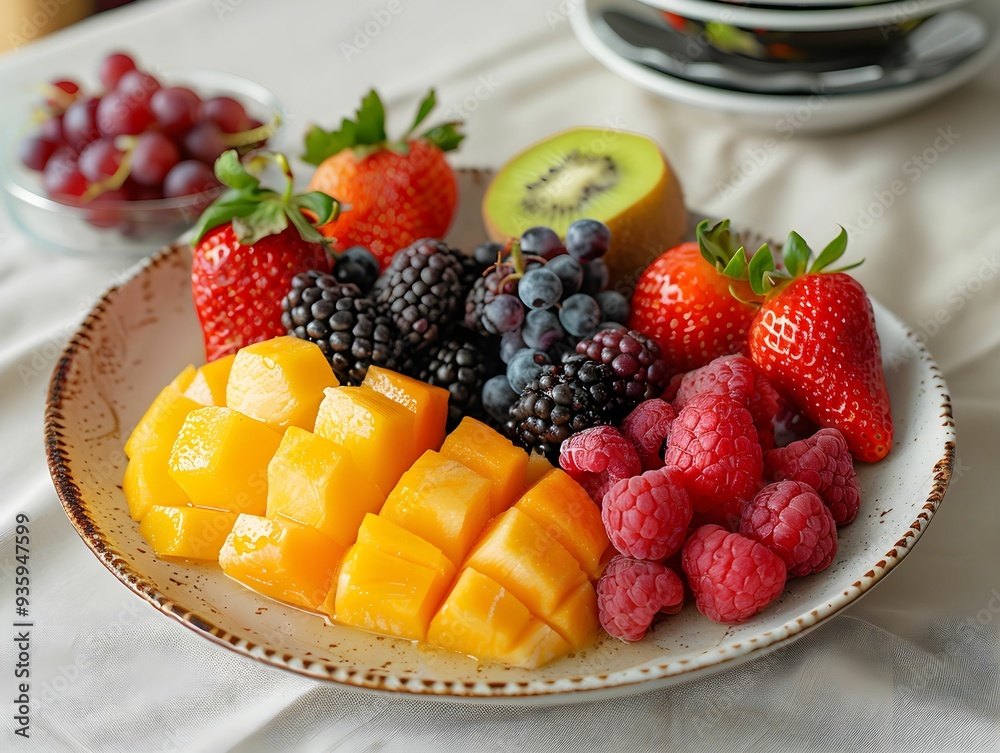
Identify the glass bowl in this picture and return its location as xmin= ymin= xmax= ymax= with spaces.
xmin=0 ymin=69 xmax=283 ymax=258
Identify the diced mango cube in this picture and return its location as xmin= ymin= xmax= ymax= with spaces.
xmin=515 ymin=469 xmax=609 ymax=580
xmin=332 ymin=543 xmax=455 ymax=642
xmin=464 ymin=508 xmax=591 ymax=646
xmin=525 ymin=451 xmax=554 ymax=489
xmin=440 ymin=418 xmax=528 ymax=517
xmin=139 ymin=506 xmax=238 ymax=561
xmin=548 ymin=581 xmax=600 ymax=650
xmin=428 ymin=568 xmax=571 ymax=668
xmin=125 ymin=384 xmax=201 ymax=459
xmin=183 ymin=354 xmax=234 ymax=406
xmin=352 ymin=514 xmax=454 ymax=575
xmin=168 ymin=364 xmax=197 ymax=393
xmin=362 ymin=366 xmax=449 ymax=453
xmin=168 ymin=407 xmax=282 ymax=515
xmin=380 ymin=450 xmax=492 ymax=567
xmin=219 ymin=514 xmax=345 ymax=610
xmin=313 ymin=386 xmax=417 ymax=495
xmin=123 ymin=452 xmax=190 ymax=522
xmin=266 ymin=427 xmax=384 ymax=547
xmin=226 ymin=337 xmax=338 ymax=432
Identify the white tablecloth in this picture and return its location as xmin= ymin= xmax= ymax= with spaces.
xmin=1 ymin=0 xmax=998 ymax=750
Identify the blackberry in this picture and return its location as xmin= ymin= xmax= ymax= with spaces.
xmin=576 ymin=329 xmax=670 ymax=402
xmin=281 ymin=271 xmax=398 ymax=385
xmin=463 ymin=263 xmax=517 ymax=335
xmin=374 ymin=238 xmax=464 ymax=351
xmin=506 ymin=355 xmax=622 ymax=461
xmin=420 ymin=338 xmax=491 ymax=429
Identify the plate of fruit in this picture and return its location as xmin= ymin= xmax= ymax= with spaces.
xmin=45 ymin=90 xmax=954 ymax=701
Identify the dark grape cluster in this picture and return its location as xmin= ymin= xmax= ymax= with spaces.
xmin=19 ymin=51 xmax=273 ymax=229
xmin=470 ymin=219 xmax=633 ymax=424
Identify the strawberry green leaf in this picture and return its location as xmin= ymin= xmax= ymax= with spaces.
xmin=405 ymin=89 xmax=437 ymax=138
xmin=782 ymin=231 xmax=812 ymax=278
xmin=355 ymin=89 xmax=387 ymax=145
xmin=302 ymin=119 xmax=359 ymax=166
xmin=811 ymin=226 xmax=849 ymax=273
xmin=232 ymin=200 xmax=287 ymax=245
xmin=294 ymin=191 xmax=339 ymax=225
xmin=214 ymin=149 xmax=260 ymax=191
xmin=421 ymin=122 xmax=464 ymax=152
xmin=723 ymin=246 xmax=750 ymax=280
xmin=191 ymin=196 xmax=259 ymax=244
xmin=286 ymin=207 xmax=329 ymax=246
xmin=747 ymin=243 xmax=776 ymax=297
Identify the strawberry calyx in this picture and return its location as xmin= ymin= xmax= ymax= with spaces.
xmin=696 ymin=218 xmax=767 ymax=307
xmin=302 ymin=88 xmax=464 ymax=166
xmin=191 ymin=149 xmax=340 ymax=247
xmin=739 ymin=226 xmax=862 ymax=298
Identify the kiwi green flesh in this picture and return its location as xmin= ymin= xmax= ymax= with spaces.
xmin=485 ymin=128 xmax=666 ymax=238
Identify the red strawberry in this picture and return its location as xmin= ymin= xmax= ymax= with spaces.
xmin=628 ymin=220 xmax=758 ymax=372
xmin=304 ymin=89 xmax=462 ymax=270
xmin=190 ymin=150 xmax=338 ymax=362
xmin=735 ymin=226 xmax=892 ymax=462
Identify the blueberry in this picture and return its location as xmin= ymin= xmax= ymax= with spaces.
xmin=483 ymin=374 xmax=519 ymax=423
xmin=565 ymin=219 xmax=610 ymax=262
xmin=522 ymin=309 xmax=565 ymax=351
xmin=518 ymin=268 xmax=563 ymax=310
xmin=545 ymin=255 xmax=583 ymax=298
xmin=520 ymin=226 xmax=565 ymax=260
xmin=595 ymin=290 xmax=630 ymax=323
xmin=507 ymin=349 xmax=550 ymax=393
xmin=580 ymin=258 xmax=609 ymax=294
xmin=500 ymin=329 xmax=527 ymax=363
xmin=474 ymin=241 xmax=504 ymax=267
xmin=334 ymin=246 xmax=380 ymax=291
xmin=482 ymin=293 xmax=525 ymax=335
xmin=559 ymin=293 xmax=602 ymax=338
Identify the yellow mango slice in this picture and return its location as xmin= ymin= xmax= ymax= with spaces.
xmin=362 ymin=366 xmax=449 ymax=453
xmin=124 ymin=384 xmax=201 ymax=459
xmin=219 ymin=514 xmax=345 ymax=610
xmin=380 ymin=450 xmax=492 ymax=567
xmin=313 ymin=386 xmax=417 ymax=496
xmin=428 ymin=568 xmax=571 ymax=668
xmin=464 ymin=508 xmax=591 ymax=646
xmin=440 ymin=417 xmax=528 ymax=517
xmin=548 ymin=580 xmax=601 ymax=650
xmin=225 ymin=337 xmax=338 ymax=432
xmin=123 ymin=452 xmax=190 ymax=522
xmin=168 ymin=406 xmax=282 ymax=515
xmin=524 ymin=451 xmax=554 ymax=489
xmin=515 ymin=469 xmax=609 ymax=580
xmin=266 ymin=427 xmax=384 ymax=547
xmin=353 ymin=513 xmax=455 ymax=577
xmin=139 ymin=506 xmax=238 ymax=561
xmin=332 ymin=543 xmax=455 ymax=642
xmin=168 ymin=364 xmax=197 ymax=393
xmin=183 ymin=354 xmax=235 ymax=406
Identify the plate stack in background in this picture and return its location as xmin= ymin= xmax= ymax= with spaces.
xmin=570 ymin=0 xmax=998 ymax=132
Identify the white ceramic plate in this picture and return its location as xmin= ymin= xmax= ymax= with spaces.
xmin=45 ymin=170 xmax=954 ymax=702
xmin=642 ymin=0 xmax=970 ymax=31
xmin=573 ymin=0 xmax=999 ymax=133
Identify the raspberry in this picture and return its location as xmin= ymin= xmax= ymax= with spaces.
xmin=596 ymin=555 xmax=684 ymax=642
xmin=559 ymin=425 xmax=641 ymax=505
xmin=740 ymin=481 xmax=837 ymax=577
xmin=620 ymin=398 xmax=675 ymax=471
xmin=764 ymin=428 xmax=860 ymax=526
xmin=603 ymin=466 xmax=692 ymax=561
xmin=667 ymin=355 xmax=780 ymax=451
xmin=682 ymin=524 xmax=786 ymax=624
xmin=664 ymin=393 xmax=763 ymax=526
xmin=576 ymin=328 xmax=670 ymax=402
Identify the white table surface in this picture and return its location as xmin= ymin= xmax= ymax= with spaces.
xmin=1 ymin=0 xmax=999 ymax=750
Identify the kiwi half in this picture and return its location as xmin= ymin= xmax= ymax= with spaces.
xmin=482 ymin=128 xmax=686 ymax=288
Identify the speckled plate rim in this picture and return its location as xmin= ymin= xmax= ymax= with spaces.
xmin=44 ymin=223 xmax=955 ymax=705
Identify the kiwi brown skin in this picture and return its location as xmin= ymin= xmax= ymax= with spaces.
xmin=482 ymin=129 xmax=687 ymax=293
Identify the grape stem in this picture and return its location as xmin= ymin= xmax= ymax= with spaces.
xmin=221 ymin=112 xmax=282 ymax=149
